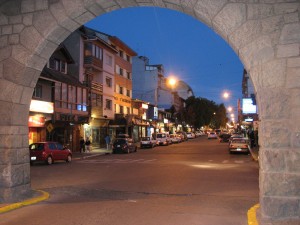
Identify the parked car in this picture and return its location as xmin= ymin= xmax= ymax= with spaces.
xmin=112 ymin=138 xmax=137 ymax=154
xmin=207 ymin=132 xmax=218 ymax=139
xmin=186 ymin=132 xmax=196 ymax=139
xmin=228 ymin=133 xmax=244 ymax=144
xmin=140 ymin=136 xmax=157 ymax=148
xmin=169 ymin=134 xmax=181 ymax=143
xmin=29 ymin=142 xmax=72 ymax=165
xmin=176 ymin=132 xmax=188 ymax=141
xmin=219 ymin=133 xmax=231 ymax=142
xmin=229 ymin=138 xmax=250 ymax=154
xmin=156 ymin=133 xmax=171 ymax=145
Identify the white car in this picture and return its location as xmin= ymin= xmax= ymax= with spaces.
xmin=186 ymin=132 xmax=196 ymax=139
xmin=207 ymin=132 xmax=218 ymax=139
xmin=156 ymin=133 xmax=171 ymax=146
xmin=140 ymin=136 xmax=157 ymax=148
xmin=169 ymin=134 xmax=181 ymax=143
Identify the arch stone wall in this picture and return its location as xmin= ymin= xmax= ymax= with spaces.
xmin=0 ymin=0 xmax=299 ymax=224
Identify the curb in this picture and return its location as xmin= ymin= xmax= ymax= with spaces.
xmin=0 ymin=190 xmax=49 ymax=214
xmin=248 ymin=203 xmax=260 ymax=225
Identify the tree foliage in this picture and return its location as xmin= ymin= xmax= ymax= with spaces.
xmin=177 ymin=96 xmax=228 ymax=129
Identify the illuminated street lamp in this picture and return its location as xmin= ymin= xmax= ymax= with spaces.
xmin=227 ymin=106 xmax=233 ymax=112
xmin=223 ymin=91 xmax=230 ymax=99
xmin=167 ymin=76 xmax=177 ymax=90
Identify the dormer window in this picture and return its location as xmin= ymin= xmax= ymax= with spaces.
xmin=49 ymin=58 xmax=67 ymax=73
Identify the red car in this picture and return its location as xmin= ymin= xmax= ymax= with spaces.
xmin=29 ymin=142 xmax=72 ymax=165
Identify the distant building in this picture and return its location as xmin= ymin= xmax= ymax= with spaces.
xmin=132 ymin=56 xmax=189 ymax=112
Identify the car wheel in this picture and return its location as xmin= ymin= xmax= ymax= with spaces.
xmin=46 ymin=156 xmax=53 ymax=165
xmin=66 ymin=155 xmax=72 ymax=163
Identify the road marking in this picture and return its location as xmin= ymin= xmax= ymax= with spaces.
xmin=77 ymin=158 xmax=158 ymax=164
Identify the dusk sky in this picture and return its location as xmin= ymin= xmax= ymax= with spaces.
xmin=86 ymin=7 xmax=244 ymax=112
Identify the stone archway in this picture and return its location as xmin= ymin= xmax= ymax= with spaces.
xmin=0 ymin=1 xmax=299 ymax=224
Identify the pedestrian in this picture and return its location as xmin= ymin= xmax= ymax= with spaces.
xmin=79 ymin=137 xmax=85 ymax=153
xmin=85 ymin=137 xmax=91 ymax=152
xmin=105 ymin=135 xmax=111 ymax=150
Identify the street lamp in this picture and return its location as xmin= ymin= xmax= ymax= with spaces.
xmin=167 ymin=76 xmax=177 ymax=90
xmin=223 ymin=91 xmax=230 ymax=99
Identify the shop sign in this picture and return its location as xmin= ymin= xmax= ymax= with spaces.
xmin=141 ymin=103 xmax=148 ymax=109
xmin=46 ymin=123 xmax=54 ymax=133
xmin=28 ymin=116 xmax=45 ymax=127
xmin=163 ymin=118 xmax=168 ymax=124
xmin=30 ymin=100 xmax=54 ymax=113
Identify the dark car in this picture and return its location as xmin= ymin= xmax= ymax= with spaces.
xmin=112 ymin=138 xmax=137 ymax=154
xmin=29 ymin=142 xmax=72 ymax=165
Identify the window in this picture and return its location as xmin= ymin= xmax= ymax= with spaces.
xmin=106 ymin=54 xmax=112 ymax=66
xmin=106 ymin=77 xmax=112 ymax=87
xmin=33 ymin=84 xmax=42 ymax=98
xmin=126 ymin=54 xmax=130 ymax=62
xmin=127 ymin=107 xmax=130 ymax=114
xmin=119 ymin=50 xmax=124 ymax=58
xmin=49 ymin=58 xmax=67 ymax=73
xmin=91 ymin=93 xmax=102 ymax=106
xmin=120 ymin=105 xmax=124 ymax=114
xmin=126 ymin=89 xmax=131 ymax=97
xmin=92 ymin=45 xmax=102 ymax=60
xmin=119 ymin=86 xmax=123 ymax=95
xmin=119 ymin=68 xmax=123 ymax=76
xmin=126 ymin=72 xmax=131 ymax=79
xmin=105 ymin=99 xmax=112 ymax=110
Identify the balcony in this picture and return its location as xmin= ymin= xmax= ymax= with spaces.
xmin=84 ymin=56 xmax=103 ymax=71
xmin=91 ymin=81 xmax=103 ymax=94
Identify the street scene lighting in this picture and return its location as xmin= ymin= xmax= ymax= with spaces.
xmin=167 ymin=76 xmax=177 ymax=90
xmin=227 ymin=106 xmax=233 ymax=112
xmin=223 ymin=91 xmax=230 ymax=99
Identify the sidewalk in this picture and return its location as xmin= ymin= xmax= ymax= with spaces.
xmin=72 ymin=147 xmax=112 ymax=160
xmin=249 ymin=146 xmax=259 ymax=162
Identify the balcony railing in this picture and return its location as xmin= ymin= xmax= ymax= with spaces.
xmin=84 ymin=56 xmax=103 ymax=70
xmin=91 ymin=81 xmax=103 ymax=93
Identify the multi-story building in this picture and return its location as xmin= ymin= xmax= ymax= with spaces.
xmin=29 ymin=44 xmax=89 ymax=151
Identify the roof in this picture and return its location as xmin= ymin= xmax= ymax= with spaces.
xmin=41 ymin=67 xmax=87 ymax=88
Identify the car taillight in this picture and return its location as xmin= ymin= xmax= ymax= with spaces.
xmin=230 ymin=145 xmax=234 ymax=148
xmin=243 ymin=145 xmax=248 ymax=148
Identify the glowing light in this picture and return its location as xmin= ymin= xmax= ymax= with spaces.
xmin=223 ymin=91 xmax=230 ymax=99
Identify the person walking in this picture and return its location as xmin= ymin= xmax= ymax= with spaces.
xmin=85 ymin=137 xmax=91 ymax=152
xmin=79 ymin=137 xmax=85 ymax=153
xmin=105 ymin=135 xmax=111 ymax=150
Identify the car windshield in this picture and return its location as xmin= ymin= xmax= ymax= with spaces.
xmin=114 ymin=139 xmax=126 ymax=144
xmin=142 ymin=137 xmax=150 ymax=141
xmin=29 ymin=143 xmax=44 ymax=151
xmin=157 ymin=134 xmax=166 ymax=138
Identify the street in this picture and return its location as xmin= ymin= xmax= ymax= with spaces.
xmin=1 ymin=137 xmax=259 ymax=225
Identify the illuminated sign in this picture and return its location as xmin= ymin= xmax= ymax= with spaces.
xmin=153 ymin=107 xmax=158 ymax=119
xmin=242 ymin=98 xmax=257 ymax=114
xmin=164 ymin=118 xmax=168 ymax=124
xmin=30 ymin=100 xmax=54 ymax=113
xmin=28 ymin=116 xmax=45 ymax=127
xmin=141 ymin=103 xmax=148 ymax=109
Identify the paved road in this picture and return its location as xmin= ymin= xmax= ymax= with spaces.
xmin=1 ymin=137 xmax=259 ymax=225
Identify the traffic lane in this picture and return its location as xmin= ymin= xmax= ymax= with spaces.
xmin=29 ymin=136 xmax=258 ymax=199
xmin=1 ymin=137 xmax=258 ymax=225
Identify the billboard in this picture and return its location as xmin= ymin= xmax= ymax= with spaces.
xmin=242 ymin=98 xmax=257 ymax=114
